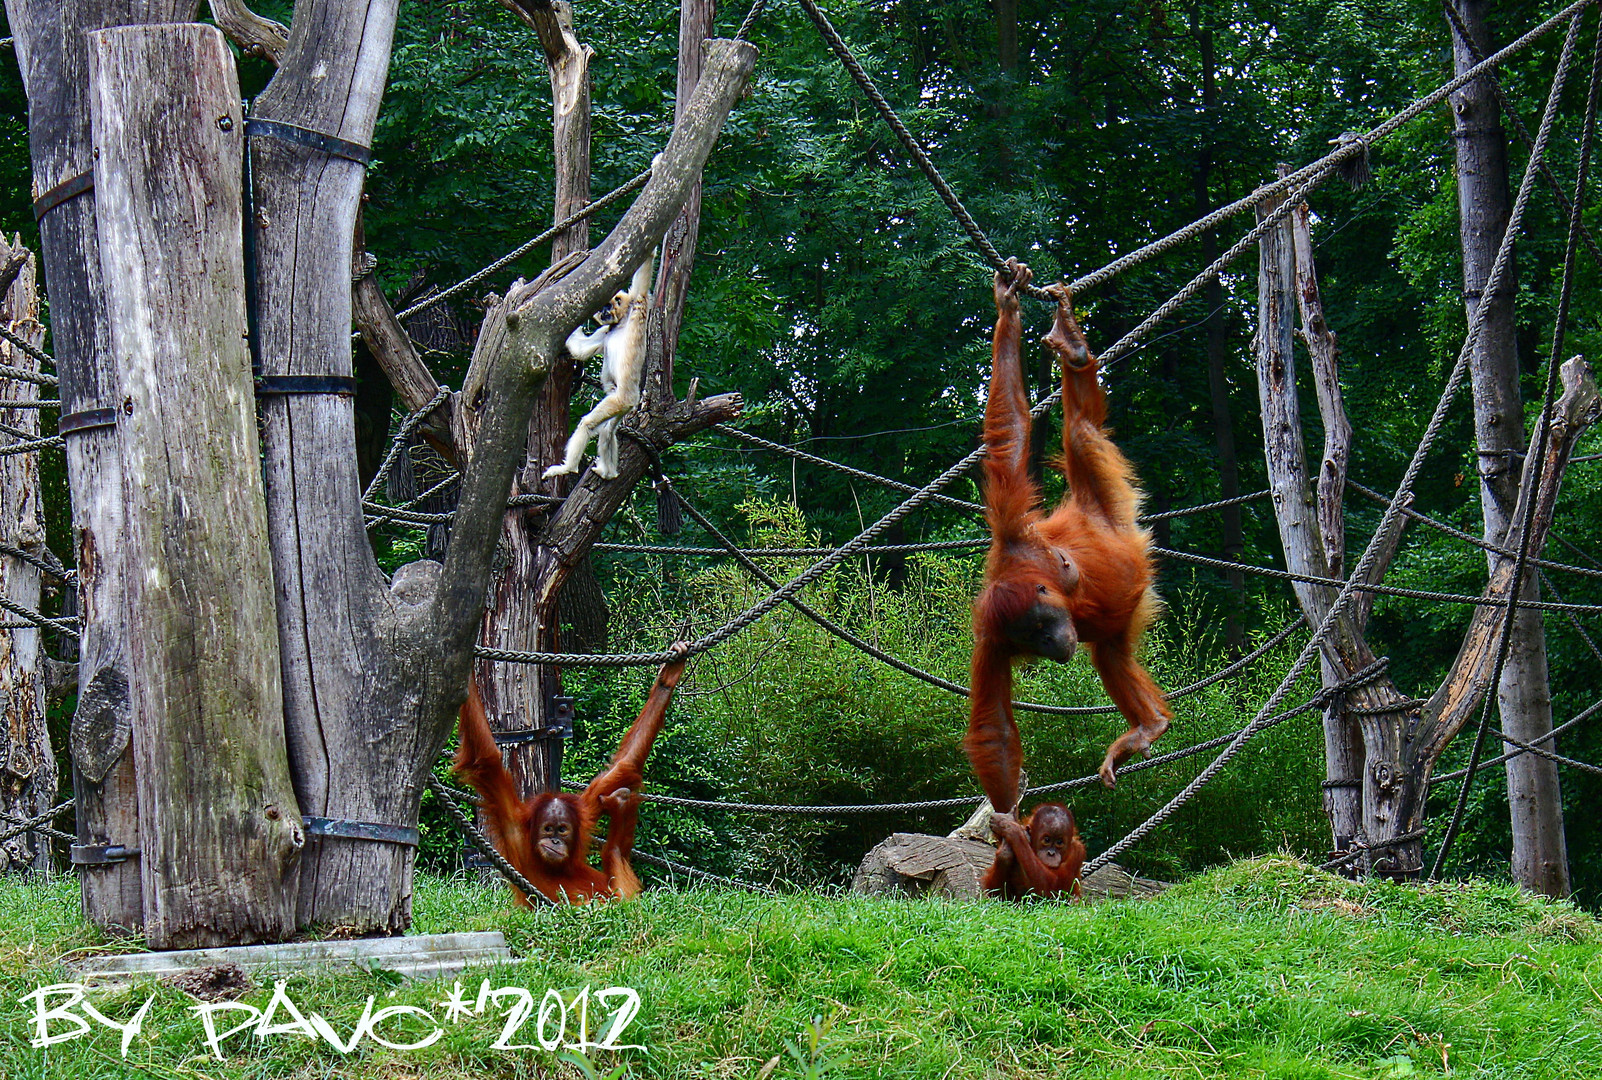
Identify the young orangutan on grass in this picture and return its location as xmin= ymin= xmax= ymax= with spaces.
xmin=453 ymin=646 xmax=687 ymax=904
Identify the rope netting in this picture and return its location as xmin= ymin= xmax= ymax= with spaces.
xmin=2 ymin=0 xmax=1600 ymax=895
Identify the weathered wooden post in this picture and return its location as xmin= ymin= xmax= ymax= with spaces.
xmin=89 ymin=22 xmax=303 ymax=947
xmin=5 ymin=0 xmax=195 ymax=932
xmin=0 ymin=238 xmax=55 ymax=874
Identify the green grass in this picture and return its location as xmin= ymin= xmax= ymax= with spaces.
xmin=2 ymin=858 xmax=1600 ymax=1079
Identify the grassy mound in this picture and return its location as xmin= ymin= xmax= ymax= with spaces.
xmin=2 ymin=857 xmax=1598 ymax=1078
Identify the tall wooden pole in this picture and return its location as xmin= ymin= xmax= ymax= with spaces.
xmin=90 ymin=22 xmax=302 ymax=947
xmin=0 ymin=238 xmax=54 ymax=875
xmin=4 ymin=0 xmax=195 ymax=932
xmin=476 ymin=0 xmax=596 ymax=801
xmin=1446 ymin=0 xmax=1568 ymax=898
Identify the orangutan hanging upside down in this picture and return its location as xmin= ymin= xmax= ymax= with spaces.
xmin=454 ymin=646 xmax=688 ymax=904
xmin=966 ymin=259 xmax=1171 ymax=838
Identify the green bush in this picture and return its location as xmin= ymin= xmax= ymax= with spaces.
xmin=565 ymin=499 xmax=1328 ymax=886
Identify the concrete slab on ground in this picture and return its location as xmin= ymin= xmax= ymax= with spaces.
xmin=67 ymin=931 xmax=516 ymax=989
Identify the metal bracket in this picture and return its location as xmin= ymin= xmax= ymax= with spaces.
xmin=70 ymin=843 xmax=139 ymax=866
xmin=59 ymin=408 xmax=118 ymax=436
xmin=255 ymin=375 xmax=357 ymax=397
xmin=302 ymin=816 xmax=419 ymax=847
xmin=492 ymin=729 xmax=546 ymax=746
xmin=33 ymin=170 xmax=94 ymax=222
xmin=548 ymin=695 xmax=576 ymax=740
xmin=244 ymin=118 xmax=372 ymax=166
xmin=490 ymin=696 xmax=576 ymax=746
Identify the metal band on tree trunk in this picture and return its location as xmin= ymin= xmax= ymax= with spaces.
xmin=32 ymin=170 xmax=94 ymax=221
xmin=244 ymin=118 xmax=372 ymax=166
xmin=302 ymin=816 xmax=419 ymax=846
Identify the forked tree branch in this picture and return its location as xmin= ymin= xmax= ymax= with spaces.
xmin=207 ymin=0 xmax=289 ymax=64
xmin=429 ymin=37 xmax=759 ymax=679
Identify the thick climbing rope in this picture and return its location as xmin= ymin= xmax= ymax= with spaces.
xmin=633 ymin=650 xmax=1376 ymax=815
xmin=1077 ymin=0 xmax=1597 ymax=296
xmin=712 ymin=425 xmax=985 ymax=515
xmin=0 ymin=436 xmax=59 ymax=456
xmin=0 ymin=322 xmax=51 ymax=368
xmin=1431 ymin=9 xmax=1601 ymax=881
xmin=713 ymin=423 xmax=1271 ymax=525
xmin=0 ymin=808 xmax=72 ymax=845
xmin=0 ymin=596 xmax=76 ymax=637
xmin=793 ymin=0 xmax=1593 ymax=302
xmin=365 ymin=471 xmax=461 ymax=531
xmin=616 ymin=465 xmax=1302 ymax=716
xmin=1318 ymin=828 xmax=1430 ymax=872
xmin=1444 ymin=0 xmax=1602 ymax=270
xmin=1155 ymin=546 xmax=1602 ymax=613
xmin=477 ymin=131 xmax=1352 ymax=672
xmin=0 ymin=800 xmax=73 ymax=845
xmin=1431 ymin=697 xmax=1602 ymax=782
xmin=1082 ymin=8 xmax=1585 ymax=879
xmin=596 ymin=538 xmax=989 ymax=557
xmin=1102 ymin=167 xmax=1339 ymax=367
xmin=632 ymin=849 xmax=777 ymax=894
xmin=1538 ymin=571 xmax=1602 ymax=666
xmin=734 ymin=0 xmax=768 ymax=40
xmin=393 ymin=169 xmax=655 ymax=324
xmin=1348 ymin=480 xmax=1602 ymax=582
xmin=362 ymin=385 xmax=451 ymax=504
xmin=0 ymin=364 xmax=54 ymax=387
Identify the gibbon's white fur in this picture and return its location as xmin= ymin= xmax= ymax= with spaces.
xmin=544 ymin=251 xmax=655 ymax=481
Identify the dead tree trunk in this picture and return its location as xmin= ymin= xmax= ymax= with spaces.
xmin=1281 ymin=192 xmax=1365 ymax=858
xmin=1255 ymin=181 xmax=1597 ymax=878
xmin=471 ymin=0 xmax=723 ymax=805
xmin=1447 ymin=0 xmax=1568 ymax=898
xmin=248 ymin=0 xmax=436 ymax=932
xmin=5 ymin=0 xmax=195 ymax=932
xmin=0 ymin=238 xmax=55 ymax=874
xmin=243 ymin=1 xmax=754 ymax=933
xmin=474 ymin=0 xmax=597 ymax=801
xmin=90 ymin=23 xmax=303 ymax=948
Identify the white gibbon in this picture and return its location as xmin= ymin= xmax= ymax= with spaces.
xmin=543 ymin=251 xmax=656 ymax=481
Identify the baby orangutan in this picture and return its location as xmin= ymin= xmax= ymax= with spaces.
xmin=453 ymin=645 xmax=687 ymax=904
xmin=982 ymin=802 xmax=1086 ymax=900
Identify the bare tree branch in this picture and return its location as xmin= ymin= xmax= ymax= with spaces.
xmin=208 ymin=0 xmax=289 ymax=64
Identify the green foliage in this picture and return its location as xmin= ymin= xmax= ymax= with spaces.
xmin=1 ymin=0 xmax=1600 ymax=913
xmin=2 ymin=862 xmax=1600 ymax=1077
xmin=556 ymin=498 xmax=1323 ymax=887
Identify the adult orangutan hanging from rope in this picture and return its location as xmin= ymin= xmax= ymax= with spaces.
xmin=966 ymin=260 xmax=1172 ymax=831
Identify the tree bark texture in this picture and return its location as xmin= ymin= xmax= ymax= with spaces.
xmin=89 ymin=23 xmax=303 ymax=947
xmin=250 ymin=21 xmax=754 ymax=934
xmin=1447 ymin=0 xmax=1568 ymax=898
xmin=474 ymin=0 xmax=595 ymax=803
xmin=1256 ymin=174 xmax=1597 ymax=877
xmin=4 ymin=0 xmax=195 ymax=932
xmin=249 ymin=0 xmax=430 ymax=931
xmin=1283 ymin=191 xmax=1365 ymax=857
xmin=651 ymin=0 xmax=716 ymax=401
xmin=0 ymin=238 xmax=54 ymax=874
xmin=1255 ymin=185 xmax=1419 ymax=874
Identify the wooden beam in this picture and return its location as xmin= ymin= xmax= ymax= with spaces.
xmin=90 ymin=22 xmax=301 ymax=948
xmin=0 ymin=237 xmax=53 ymax=875
xmin=5 ymin=0 xmax=196 ymax=933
